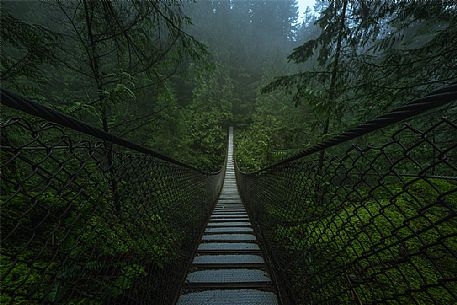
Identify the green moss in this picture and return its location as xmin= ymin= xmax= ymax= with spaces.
xmin=0 ymin=254 xmax=48 ymax=305
xmin=272 ymin=178 xmax=457 ymax=304
xmin=1 ymin=174 xmax=207 ymax=304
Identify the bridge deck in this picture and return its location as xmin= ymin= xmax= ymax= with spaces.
xmin=176 ymin=128 xmax=279 ymax=305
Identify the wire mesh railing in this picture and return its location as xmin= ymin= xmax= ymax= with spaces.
xmin=0 ymin=90 xmax=226 ymax=305
xmin=236 ymin=85 xmax=457 ymax=305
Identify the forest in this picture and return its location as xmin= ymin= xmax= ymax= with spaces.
xmin=2 ymin=1 xmax=456 ymax=170
xmin=1 ymin=0 xmax=456 ymax=304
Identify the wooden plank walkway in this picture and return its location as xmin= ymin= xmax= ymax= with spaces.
xmin=176 ymin=128 xmax=279 ymax=305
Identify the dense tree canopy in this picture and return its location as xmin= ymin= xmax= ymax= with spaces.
xmin=2 ymin=0 xmax=455 ymax=169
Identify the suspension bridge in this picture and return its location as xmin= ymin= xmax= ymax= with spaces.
xmin=1 ymin=85 xmax=456 ymax=305
xmin=176 ymin=128 xmax=278 ymax=305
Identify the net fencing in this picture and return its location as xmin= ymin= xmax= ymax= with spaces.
xmin=236 ymin=85 xmax=457 ymax=305
xmin=1 ymin=90 xmax=225 ymax=305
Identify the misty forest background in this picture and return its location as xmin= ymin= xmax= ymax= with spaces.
xmin=3 ymin=0 xmax=455 ymax=172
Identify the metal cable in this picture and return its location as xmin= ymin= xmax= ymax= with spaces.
xmin=255 ymin=83 xmax=457 ymax=173
xmin=1 ymin=89 xmax=206 ymax=174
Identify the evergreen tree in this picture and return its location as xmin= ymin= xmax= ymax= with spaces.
xmin=263 ymin=0 xmax=456 ymax=133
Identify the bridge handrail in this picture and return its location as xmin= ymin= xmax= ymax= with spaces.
xmin=235 ymin=84 xmax=457 ymax=305
xmin=0 ymin=89 xmax=227 ymax=304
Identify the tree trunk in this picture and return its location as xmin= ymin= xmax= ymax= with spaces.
xmin=83 ymin=0 xmax=121 ymax=217
xmin=316 ymin=0 xmax=348 ymax=202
